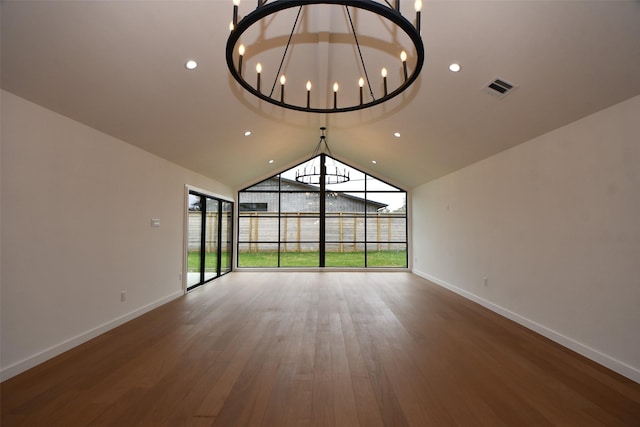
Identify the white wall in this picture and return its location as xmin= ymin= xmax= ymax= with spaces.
xmin=412 ymin=94 xmax=640 ymax=382
xmin=0 ymin=91 xmax=233 ymax=380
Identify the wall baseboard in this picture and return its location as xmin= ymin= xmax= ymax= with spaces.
xmin=412 ymin=269 xmax=640 ymax=384
xmin=1 ymin=291 xmax=183 ymax=382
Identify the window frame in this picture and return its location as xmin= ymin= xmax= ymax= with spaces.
xmin=237 ymin=155 xmax=408 ymax=269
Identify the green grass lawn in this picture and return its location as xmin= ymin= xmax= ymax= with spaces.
xmin=187 ymin=251 xmax=230 ymax=271
xmin=237 ymin=250 xmax=407 ymax=268
xmin=189 ymin=250 xmax=407 ymax=269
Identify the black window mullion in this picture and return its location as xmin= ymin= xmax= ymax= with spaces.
xmin=229 ymin=203 xmax=235 ymax=273
xmin=364 ymin=174 xmax=368 ymax=268
xmin=278 ymin=175 xmax=282 ymax=267
xmin=216 ymin=199 xmax=222 ymax=277
xmin=319 ymin=153 xmax=326 ymax=267
xmin=199 ymin=195 xmax=206 ymax=284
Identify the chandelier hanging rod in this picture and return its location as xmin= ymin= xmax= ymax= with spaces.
xmin=226 ymin=0 xmax=424 ymax=114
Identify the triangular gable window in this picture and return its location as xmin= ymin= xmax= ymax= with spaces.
xmin=238 ymin=155 xmax=407 ymax=268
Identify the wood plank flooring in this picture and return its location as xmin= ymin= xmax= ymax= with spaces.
xmin=2 ymin=272 xmax=640 ymax=426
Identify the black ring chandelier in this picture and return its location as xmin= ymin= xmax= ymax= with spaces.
xmin=295 ymin=127 xmax=350 ymax=184
xmin=226 ymin=0 xmax=425 ymax=113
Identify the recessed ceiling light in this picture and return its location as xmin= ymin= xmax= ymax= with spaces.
xmin=244 ymin=131 xmax=252 ymax=136
xmin=269 ymin=159 xmax=274 ymax=164
xmin=185 ymin=60 xmax=198 ymax=70
xmin=394 ymin=132 xmax=401 ymax=138
xmin=449 ymin=63 xmax=461 ymax=72
xmin=371 ymin=160 xmax=377 ymax=164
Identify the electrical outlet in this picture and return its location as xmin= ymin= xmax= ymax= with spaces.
xmin=178 ymin=272 xmax=183 ymax=281
xmin=121 ymin=290 xmax=126 ymax=302
xmin=483 ymin=277 xmax=488 ymax=286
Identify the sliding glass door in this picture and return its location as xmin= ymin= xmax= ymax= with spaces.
xmin=187 ymin=190 xmax=234 ymax=291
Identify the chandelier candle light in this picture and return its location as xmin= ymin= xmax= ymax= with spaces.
xmin=256 ymin=63 xmax=262 ymax=92
xmin=238 ymin=44 xmax=245 ymax=75
xmin=381 ymin=67 xmax=388 ymax=96
xmin=226 ymin=0 xmax=424 ymax=113
xmin=401 ymin=51 xmax=408 ymax=81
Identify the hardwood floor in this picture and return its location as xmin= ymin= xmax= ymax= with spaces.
xmin=2 ymin=272 xmax=639 ymax=426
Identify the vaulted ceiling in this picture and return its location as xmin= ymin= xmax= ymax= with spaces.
xmin=3 ymin=0 xmax=640 ymax=190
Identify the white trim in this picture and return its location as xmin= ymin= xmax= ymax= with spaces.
xmin=0 ymin=291 xmax=183 ymax=382
xmin=412 ymin=269 xmax=640 ymax=384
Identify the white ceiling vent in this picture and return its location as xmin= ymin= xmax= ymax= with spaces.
xmin=484 ymin=77 xmax=517 ymax=98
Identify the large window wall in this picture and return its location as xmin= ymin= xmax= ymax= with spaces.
xmin=238 ymin=155 xmax=407 ymax=268
xmin=187 ymin=190 xmax=233 ymax=290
